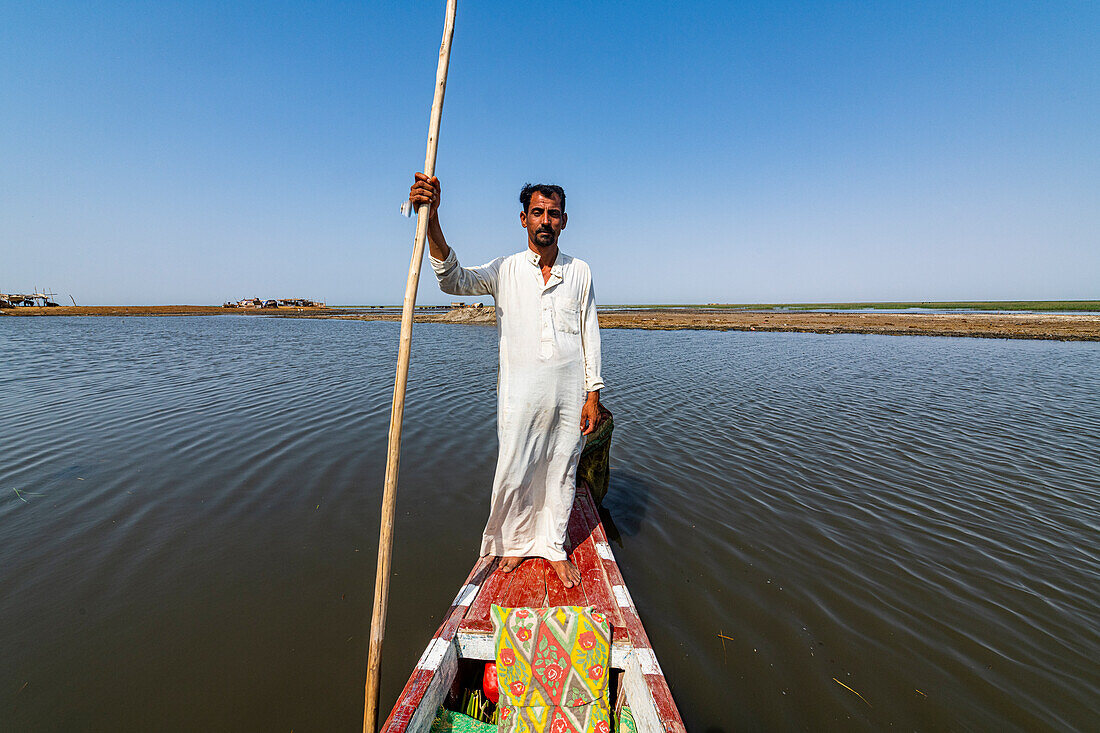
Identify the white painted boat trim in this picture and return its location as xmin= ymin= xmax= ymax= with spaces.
xmin=415 ymin=637 xmax=450 ymax=671
xmin=407 ymin=641 xmax=458 ymax=733
xmin=456 ymin=629 xmax=634 ymax=669
xmin=595 ymin=542 xmax=614 ymax=560
xmin=636 ymin=647 xmax=662 ymax=676
xmin=613 ymin=584 xmax=632 ymax=608
xmin=455 ymin=629 xmax=493 ymax=661
xmin=621 ymin=648 xmax=662 ymax=731
xmin=452 ymin=584 xmax=479 ymax=607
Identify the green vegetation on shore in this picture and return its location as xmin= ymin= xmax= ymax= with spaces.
xmin=607 ymin=300 xmax=1100 ymax=312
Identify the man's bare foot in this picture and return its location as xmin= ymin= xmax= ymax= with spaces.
xmin=500 ymin=556 xmax=525 ymax=573
xmin=549 ymin=558 xmax=581 ymax=588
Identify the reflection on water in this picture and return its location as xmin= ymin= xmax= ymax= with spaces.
xmin=1 ymin=317 xmax=1097 ymax=730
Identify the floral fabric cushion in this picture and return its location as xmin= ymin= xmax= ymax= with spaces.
xmin=492 ymin=605 xmax=612 ymax=733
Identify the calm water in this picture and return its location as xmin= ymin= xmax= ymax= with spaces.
xmin=2 ymin=317 xmax=1098 ymax=731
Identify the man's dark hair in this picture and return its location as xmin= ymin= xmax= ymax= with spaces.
xmin=519 ymin=183 xmax=565 ymax=213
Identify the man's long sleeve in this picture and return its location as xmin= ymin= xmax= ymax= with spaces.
xmin=580 ymin=272 xmax=604 ymax=393
xmin=429 ymin=248 xmax=501 ymax=297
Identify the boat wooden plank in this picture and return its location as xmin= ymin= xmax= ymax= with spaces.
xmin=567 ymin=528 xmax=611 ymax=612
xmin=384 ymin=668 xmax=435 ymax=731
xmin=544 ymin=554 xmax=588 ymax=607
xmin=460 ymin=603 xmax=627 ymax=639
xmin=499 ymin=556 xmax=549 ymax=608
xmin=545 ymin=496 xmax=596 ymax=607
xmin=621 ymin=655 xmax=663 ymax=731
xmin=571 ymin=488 xmax=626 ymax=631
xmin=462 ymin=557 xmax=514 ymax=630
xmin=407 ymin=641 xmax=458 ymax=732
xmin=457 ymin=618 xmax=493 ymax=635
xmin=437 ymin=556 xmax=498 ymax=640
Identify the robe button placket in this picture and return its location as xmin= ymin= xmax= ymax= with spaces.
xmin=541 ymin=297 xmax=552 ymax=339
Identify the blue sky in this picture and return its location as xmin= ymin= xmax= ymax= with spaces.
xmin=2 ymin=1 xmax=1097 ymax=305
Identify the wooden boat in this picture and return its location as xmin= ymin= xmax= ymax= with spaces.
xmin=381 ymin=480 xmax=686 ymax=731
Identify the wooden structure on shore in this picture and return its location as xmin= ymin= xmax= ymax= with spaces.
xmin=0 ymin=290 xmax=60 ymax=308
xmin=222 ymin=297 xmax=325 ymax=308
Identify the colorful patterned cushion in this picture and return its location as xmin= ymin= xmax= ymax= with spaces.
xmin=492 ymin=605 xmax=612 ymax=733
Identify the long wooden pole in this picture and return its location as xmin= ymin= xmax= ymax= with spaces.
xmin=363 ymin=2 xmax=458 ymax=730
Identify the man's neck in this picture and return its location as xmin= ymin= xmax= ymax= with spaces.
xmin=528 ymin=242 xmax=559 ymax=268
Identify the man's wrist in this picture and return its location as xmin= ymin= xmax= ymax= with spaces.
xmin=585 ymin=391 xmax=600 ymax=404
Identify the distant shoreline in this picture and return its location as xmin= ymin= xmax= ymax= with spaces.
xmin=607 ymin=300 xmax=1100 ymax=312
xmin=4 ymin=303 xmax=1099 ymax=341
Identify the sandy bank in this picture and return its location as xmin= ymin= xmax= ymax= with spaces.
xmin=5 ymin=305 xmax=1098 ymax=341
xmin=297 ymin=306 xmax=1100 ymax=341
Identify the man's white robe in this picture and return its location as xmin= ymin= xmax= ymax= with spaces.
xmin=430 ymin=248 xmax=604 ymax=561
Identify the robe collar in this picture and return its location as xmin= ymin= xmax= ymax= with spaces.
xmin=525 ymin=248 xmax=569 ymax=279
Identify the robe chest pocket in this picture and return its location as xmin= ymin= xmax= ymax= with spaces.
xmin=554 ymin=302 xmax=581 ymax=334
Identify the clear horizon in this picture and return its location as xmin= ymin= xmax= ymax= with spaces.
xmin=3 ymin=2 xmax=1097 ymax=306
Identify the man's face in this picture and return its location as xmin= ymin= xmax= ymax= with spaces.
xmin=520 ymin=191 xmax=567 ymax=250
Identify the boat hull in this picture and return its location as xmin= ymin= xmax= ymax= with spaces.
xmin=381 ymin=482 xmax=684 ymax=732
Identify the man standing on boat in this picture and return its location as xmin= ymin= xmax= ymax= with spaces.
xmin=408 ymin=173 xmax=603 ymax=588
